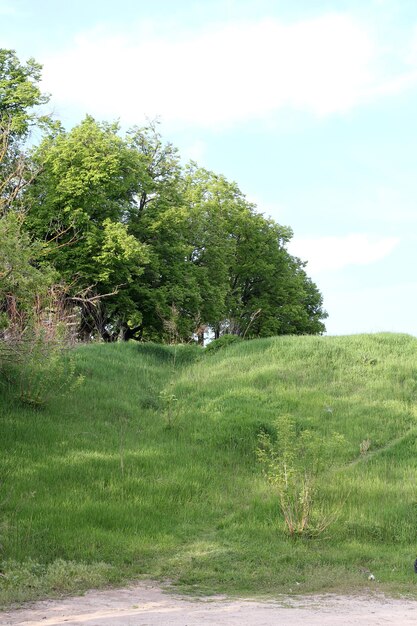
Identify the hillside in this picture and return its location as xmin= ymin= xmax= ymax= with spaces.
xmin=1 ymin=333 xmax=417 ymax=605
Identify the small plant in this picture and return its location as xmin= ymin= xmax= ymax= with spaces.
xmin=257 ymin=415 xmax=344 ymax=537
xmin=359 ymin=438 xmax=371 ymax=456
xmin=159 ymin=386 xmax=178 ymax=428
xmin=361 ymin=354 xmax=377 ymax=366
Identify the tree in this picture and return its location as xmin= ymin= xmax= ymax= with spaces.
xmin=180 ymin=165 xmax=249 ymax=340
xmin=227 ymin=211 xmax=327 ymax=337
xmin=181 ymin=165 xmax=327 ymax=339
xmin=0 ymin=49 xmax=58 ymax=216
xmin=123 ymin=122 xmax=197 ymax=341
xmin=0 ymin=212 xmax=53 ymax=329
xmin=8 ymin=48 xmax=326 ymax=344
xmin=0 ymin=49 xmax=72 ymax=400
xmin=26 ymin=116 xmax=149 ymax=339
xmin=0 ymin=49 xmax=49 ymax=137
xmin=0 ymin=48 xmax=55 ymax=321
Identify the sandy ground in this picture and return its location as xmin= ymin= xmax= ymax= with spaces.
xmin=3 ymin=583 xmax=417 ymax=626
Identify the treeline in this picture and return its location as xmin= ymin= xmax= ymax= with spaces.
xmin=1 ymin=49 xmax=327 ymax=345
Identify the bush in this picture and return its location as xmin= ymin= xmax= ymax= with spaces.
xmin=257 ymin=415 xmax=345 ymax=537
xmin=1 ymin=334 xmax=80 ymax=407
xmin=0 ymin=289 xmax=81 ymax=406
xmin=205 ymin=334 xmax=243 ymax=354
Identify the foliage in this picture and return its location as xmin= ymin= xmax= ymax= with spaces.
xmin=205 ymin=334 xmax=243 ymax=353
xmin=0 ymin=49 xmax=57 ymax=217
xmin=0 ymin=49 xmax=50 ymax=138
xmin=2 ymin=331 xmax=78 ymax=408
xmin=257 ymin=415 xmax=344 ymax=536
xmin=25 ymin=117 xmax=327 ymax=343
xmin=0 ymin=50 xmax=76 ymax=400
xmin=0 ymin=212 xmax=53 ymax=312
xmin=0 ymin=50 xmax=53 ymax=299
xmin=26 ymin=116 xmax=149 ymax=339
xmin=0 ymin=286 xmax=82 ymax=406
xmin=2 ymin=48 xmax=327 ymax=344
xmin=124 ymin=125 xmax=198 ymax=341
xmin=0 ymin=215 xmax=75 ymax=408
xmin=181 ymin=165 xmax=327 ymax=339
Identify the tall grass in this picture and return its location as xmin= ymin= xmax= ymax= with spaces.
xmin=1 ymin=333 xmax=417 ymax=605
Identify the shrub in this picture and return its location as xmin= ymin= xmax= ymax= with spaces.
xmin=205 ymin=334 xmax=243 ymax=354
xmin=0 ymin=288 xmax=81 ymax=406
xmin=2 ymin=334 xmax=80 ymax=407
xmin=257 ymin=415 xmax=345 ymax=537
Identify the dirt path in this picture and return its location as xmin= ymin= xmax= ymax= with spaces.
xmin=3 ymin=583 xmax=417 ymax=625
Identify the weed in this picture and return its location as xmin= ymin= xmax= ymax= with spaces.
xmin=159 ymin=387 xmax=178 ymax=428
xmin=360 ymin=439 xmax=371 ymax=456
xmin=361 ymin=354 xmax=378 ymax=366
xmin=1 ymin=312 xmax=83 ymax=407
xmin=257 ymin=415 xmax=345 ymax=537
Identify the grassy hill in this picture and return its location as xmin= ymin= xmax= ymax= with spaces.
xmin=2 ymin=333 xmax=417 ymax=605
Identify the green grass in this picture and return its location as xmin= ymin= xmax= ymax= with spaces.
xmin=2 ymin=333 xmax=417 ymax=605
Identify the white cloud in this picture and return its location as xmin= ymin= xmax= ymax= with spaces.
xmin=288 ymin=234 xmax=399 ymax=273
xmin=41 ymin=12 xmax=403 ymax=129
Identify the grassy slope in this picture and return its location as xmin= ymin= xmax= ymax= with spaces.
xmin=1 ymin=333 xmax=417 ymax=605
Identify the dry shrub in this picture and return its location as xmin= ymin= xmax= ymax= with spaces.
xmin=0 ymin=287 xmax=81 ymax=406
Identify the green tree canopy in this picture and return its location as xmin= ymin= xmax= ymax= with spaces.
xmin=0 ymin=49 xmax=56 ymax=354
xmin=26 ymin=116 xmax=149 ymax=339
xmin=0 ymin=45 xmax=327 ymax=344
xmin=0 ymin=48 xmax=50 ymax=138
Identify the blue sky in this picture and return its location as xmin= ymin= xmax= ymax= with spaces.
xmin=2 ymin=0 xmax=417 ymax=336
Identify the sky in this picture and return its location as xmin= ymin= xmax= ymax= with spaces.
xmin=2 ymin=0 xmax=417 ymax=336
